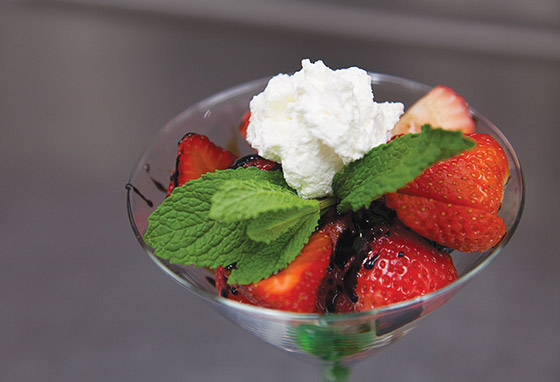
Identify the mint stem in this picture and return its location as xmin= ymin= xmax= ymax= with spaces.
xmin=318 ymin=197 xmax=337 ymax=211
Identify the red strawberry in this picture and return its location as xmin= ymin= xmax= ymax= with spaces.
xmin=217 ymin=230 xmax=333 ymax=313
xmin=354 ymin=219 xmax=458 ymax=311
xmin=239 ymin=110 xmax=250 ymax=139
xmin=386 ymin=133 xmax=509 ymax=252
xmin=386 ymin=194 xmax=506 ymax=253
xmin=396 ymin=133 xmax=508 ymax=214
xmin=167 ymin=133 xmax=237 ymax=196
xmin=392 ymin=85 xmax=475 ymax=136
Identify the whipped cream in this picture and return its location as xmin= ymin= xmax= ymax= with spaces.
xmin=246 ymin=59 xmax=404 ymax=199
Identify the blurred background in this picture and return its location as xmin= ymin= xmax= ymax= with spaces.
xmin=1 ymin=0 xmax=559 ymax=381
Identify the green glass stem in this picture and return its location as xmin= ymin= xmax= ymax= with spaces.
xmin=322 ymin=360 xmax=351 ymax=382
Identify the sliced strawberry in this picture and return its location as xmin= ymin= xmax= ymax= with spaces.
xmin=167 ymin=133 xmax=237 ymax=196
xmin=217 ymin=230 xmax=333 ymax=313
xmin=385 ymin=133 xmax=509 ymax=252
xmin=385 ymin=194 xmax=506 ymax=253
xmin=397 ymin=133 xmax=509 ymax=214
xmin=240 ymin=231 xmax=332 ymax=313
xmin=239 ymin=110 xmax=250 ymax=139
xmin=354 ymin=219 xmax=458 ymax=311
xmin=392 ymin=85 xmax=475 ymax=135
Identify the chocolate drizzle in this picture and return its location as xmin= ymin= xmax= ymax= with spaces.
xmin=363 ymin=253 xmax=380 ymax=270
xmin=125 ymin=183 xmax=153 ymax=207
xmin=229 ymin=154 xmax=282 ymax=171
xmin=144 ymin=163 xmax=167 ymax=193
xmin=170 ymin=151 xmax=182 ymax=189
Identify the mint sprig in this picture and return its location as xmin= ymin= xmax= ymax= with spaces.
xmin=144 ymin=167 xmax=332 ymax=284
xmin=333 ymin=125 xmax=475 ymax=212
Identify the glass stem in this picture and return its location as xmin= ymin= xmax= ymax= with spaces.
xmin=322 ymin=360 xmax=351 ymax=382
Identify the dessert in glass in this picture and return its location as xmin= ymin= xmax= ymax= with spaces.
xmin=126 ymin=61 xmax=524 ymax=382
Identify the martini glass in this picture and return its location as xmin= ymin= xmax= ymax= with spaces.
xmin=126 ymin=74 xmax=524 ymax=382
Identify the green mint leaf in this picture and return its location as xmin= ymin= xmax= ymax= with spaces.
xmin=333 ymin=125 xmax=475 ymax=212
xmin=209 ymin=178 xmax=317 ymax=222
xmin=144 ymin=168 xmax=266 ymax=269
xmin=144 ymin=166 xmax=321 ymax=285
xmin=210 ymin=178 xmax=333 ymax=243
xmin=245 ymin=205 xmax=319 ymax=243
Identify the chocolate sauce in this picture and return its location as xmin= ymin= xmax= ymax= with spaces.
xmin=216 ymin=264 xmax=239 ymax=298
xmin=425 ymin=238 xmax=454 ymax=254
xmin=330 ymin=226 xmax=356 ymax=270
xmin=229 ymin=154 xmax=281 ymax=171
xmin=363 ymin=253 xmax=380 ymax=270
xmin=125 ymin=183 xmax=153 ymax=207
xmin=225 ymin=263 xmax=237 ymax=271
xmin=170 ymin=152 xmax=181 ymax=189
xmin=144 ymin=163 xmax=167 ymax=193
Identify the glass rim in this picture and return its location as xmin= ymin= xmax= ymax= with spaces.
xmin=126 ymin=72 xmax=525 ymax=322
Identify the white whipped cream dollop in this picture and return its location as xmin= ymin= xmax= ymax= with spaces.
xmin=246 ymin=59 xmax=404 ymax=199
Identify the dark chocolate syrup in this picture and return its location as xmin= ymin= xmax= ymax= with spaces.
xmin=229 ymin=154 xmax=282 ymax=171
xmin=144 ymin=163 xmax=167 ymax=193
xmin=363 ymin=253 xmax=380 ymax=270
xmin=225 ymin=263 xmax=237 ymax=271
xmin=170 ymin=153 xmax=181 ymax=189
xmin=125 ymin=183 xmax=153 ymax=207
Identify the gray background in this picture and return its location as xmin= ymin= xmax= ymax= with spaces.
xmin=2 ymin=1 xmax=559 ymax=381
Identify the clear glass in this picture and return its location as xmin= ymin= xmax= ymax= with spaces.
xmin=126 ymin=74 xmax=524 ymax=382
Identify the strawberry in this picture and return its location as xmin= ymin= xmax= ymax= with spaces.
xmin=386 ymin=194 xmax=506 ymax=253
xmin=230 ymin=154 xmax=280 ymax=171
xmin=167 ymin=133 xmax=237 ymax=196
xmin=395 ymin=133 xmax=508 ymax=214
xmin=239 ymin=110 xmax=250 ymax=139
xmin=316 ymin=202 xmax=457 ymax=313
xmin=354 ymin=218 xmax=458 ymax=311
xmin=385 ymin=133 xmax=509 ymax=252
xmin=217 ymin=230 xmax=333 ymax=313
xmin=392 ymin=85 xmax=475 ymax=136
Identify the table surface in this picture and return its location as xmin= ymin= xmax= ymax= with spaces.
xmin=1 ymin=3 xmax=559 ymax=381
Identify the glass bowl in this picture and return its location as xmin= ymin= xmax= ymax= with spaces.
xmin=126 ymin=73 xmax=524 ymax=381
